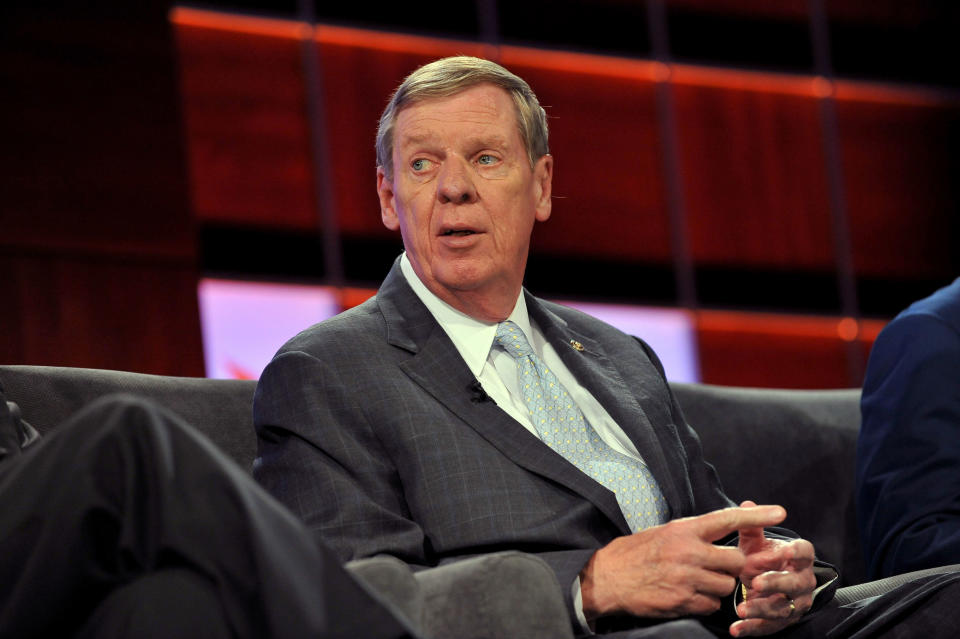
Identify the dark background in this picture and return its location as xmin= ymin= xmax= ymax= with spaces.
xmin=2 ymin=0 xmax=957 ymax=386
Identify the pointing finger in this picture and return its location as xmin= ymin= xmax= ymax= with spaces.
xmin=687 ymin=506 xmax=786 ymax=542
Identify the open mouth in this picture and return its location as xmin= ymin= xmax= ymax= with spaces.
xmin=441 ymin=229 xmax=477 ymax=237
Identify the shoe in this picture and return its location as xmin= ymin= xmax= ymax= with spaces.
xmin=0 ymin=383 xmax=40 ymax=461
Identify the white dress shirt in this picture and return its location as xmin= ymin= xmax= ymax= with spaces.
xmin=399 ymin=253 xmax=655 ymax=467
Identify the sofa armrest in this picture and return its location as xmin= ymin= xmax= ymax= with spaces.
xmin=347 ymin=555 xmax=425 ymax=632
xmin=347 ymin=552 xmax=573 ymax=639
xmin=834 ymin=563 xmax=960 ymax=605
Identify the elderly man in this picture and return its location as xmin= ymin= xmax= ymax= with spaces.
xmin=253 ymin=56 xmax=829 ymax=638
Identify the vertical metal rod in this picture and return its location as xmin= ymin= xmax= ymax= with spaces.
xmin=298 ymin=0 xmax=344 ymax=290
xmin=809 ymin=0 xmax=864 ymax=386
xmin=646 ymin=0 xmax=697 ymax=311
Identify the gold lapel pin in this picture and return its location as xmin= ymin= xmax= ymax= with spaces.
xmin=569 ymin=339 xmax=584 ymax=352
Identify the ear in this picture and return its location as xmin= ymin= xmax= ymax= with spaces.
xmin=533 ymin=154 xmax=553 ymax=223
xmin=377 ymin=167 xmax=400 ymax=231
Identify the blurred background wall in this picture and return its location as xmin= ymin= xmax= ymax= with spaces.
xmin=2 ymin=0 xmax=957 ymax=387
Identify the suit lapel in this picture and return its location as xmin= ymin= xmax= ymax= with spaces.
xmin=376 ymin=261 xmax=630 ymax=532
xmin=527 ymin=294 xmax=687 ymax=518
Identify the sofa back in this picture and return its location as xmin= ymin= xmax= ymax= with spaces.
xmin=0 ymin=365 xmax=864 ymax=585
xmin=0 ymin=365 xmax=257 ymax=465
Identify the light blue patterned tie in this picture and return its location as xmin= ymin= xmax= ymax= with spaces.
xmin=495 ymin=321 xmax=669 ymax=532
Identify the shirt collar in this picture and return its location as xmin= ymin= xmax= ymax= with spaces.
xmin=399 ymin=252 xmax=533 ymax=376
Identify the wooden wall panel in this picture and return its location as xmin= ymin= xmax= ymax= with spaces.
xmin=696 ymin=311 xmax=882 ymax=388
xmin=672 ymin=69 xmax=834 ymax=270
xmin=826 ymin=1 xmax=956 ymax=24
xmin=4 ymin=7 xmax=195 ymax=262
xmin=174 ymin=13 xmax=314 ymax=230
xmin=664 ymin=0 xmax=809 ymax=18
xmin=666 ymin=0 xmax=947 ymax=22
xmin=836 ymin=85 xmax=959 ymax=280
xmin=3 ymin=254 xmax=204 ymax=375
xmin=504 ymin=50 xmax=672 ymax=263
xmin=2 ymin=3 xmax=204 ymax=376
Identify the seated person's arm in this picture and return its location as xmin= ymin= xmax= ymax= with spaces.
xmin=857 ymin=312 xmax=960 ymax=578
xmin=254 ymin=349 xmax=430 ymax=565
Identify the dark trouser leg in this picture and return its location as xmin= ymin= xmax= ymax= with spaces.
xmin=595 ymin=619 xmax=718 ymax=638
xmin=74 ymin=569 xmax=233 ymax=639
xmin=774 ymin=571 xmax=960 ymax=639
xmin=0 ymin=394 xmax=418 ymax=639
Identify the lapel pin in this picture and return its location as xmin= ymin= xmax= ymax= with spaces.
xmin=569 ymin=339 xmax=584 ymax=352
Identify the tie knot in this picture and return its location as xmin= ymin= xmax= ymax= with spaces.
xmin=495 ymin=321 xmax=533 ymax=359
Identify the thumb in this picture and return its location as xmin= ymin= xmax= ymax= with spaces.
xmin=737 ymin=500 xmax=768 ymax=554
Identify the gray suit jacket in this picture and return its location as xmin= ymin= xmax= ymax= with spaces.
xmin=253 ymin=259 xmax=739 ymax=628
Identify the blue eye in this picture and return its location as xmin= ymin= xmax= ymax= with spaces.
xmin=477 ymin=154 xmax=497 ymax=165
xmin=412 ymin=158 xmax=430 ymax=171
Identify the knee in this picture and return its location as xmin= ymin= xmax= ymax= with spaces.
xmin=54 ymin=394 xmax=206 ymax=477
xmin=68 ymin=393 xmax=191 ymax=447
xmin=84 ymin=393 xmax=176 ymax=426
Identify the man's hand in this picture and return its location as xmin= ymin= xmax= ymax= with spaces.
xmin=730 ymin=501 xmax=817 ymax=638
xmin=580 ymin=505 xmax=787 ymax=621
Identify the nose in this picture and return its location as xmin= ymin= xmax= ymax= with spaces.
xmin=437 ymin=158 xmax=478 ymax=205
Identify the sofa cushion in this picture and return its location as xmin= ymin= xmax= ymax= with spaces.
xmin=346 ymin=551 xmax=573 ymax=639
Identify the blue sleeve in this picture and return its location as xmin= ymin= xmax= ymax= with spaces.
xmin=856 ymin=311 xmax=960 ymax=578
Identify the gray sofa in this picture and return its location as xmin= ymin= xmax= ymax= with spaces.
xmin=0 ymin=364 xmax=887 ymax=637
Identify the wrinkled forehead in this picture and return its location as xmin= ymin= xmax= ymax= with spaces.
xmin=392 ymin=84 xmax=521 ymax=148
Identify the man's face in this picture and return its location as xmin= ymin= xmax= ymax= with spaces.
xmin=377 ymin=83 xmax=553 ymax=318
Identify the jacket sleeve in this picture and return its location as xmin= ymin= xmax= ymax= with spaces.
xmin=857 ymin=312 xmax=960 ymax=578
xmin=254 ymin=348 xmax=433 ymax=566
